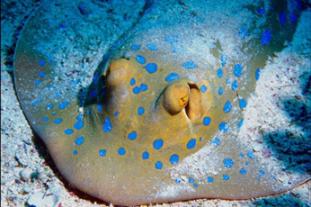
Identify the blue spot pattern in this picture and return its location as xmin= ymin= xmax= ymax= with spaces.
xmin=211 ymin=137 xmax=221 ymax=146
xmin=207 ymin=176 xmax=214 ymax=183
xmin=255 ymin=68 xmax=261 ymax=80
xmin=203 ymin=116 xmax=211 ymax=126
xmin=131 ymin=44 xmax=140 ymax=51
xmin=99 ymin=149 xmax=107 ymax=157
xmin=58 ymin=100 xmax=69 ymax=110
xmin=75 ymin=136 xmax=85 ymax=146
xmin=146 ymin=43 xmax=157 ymax=51
xmin=261 ymin=29 xmax=272 ymax=45
xmin=64 ymin=128 xmax=73 ymax=135
xmin=169 ymin=154 xmax=179 ymax=165
xmin=182 ymin=60 xmax=197 ymax=69
xmin=145 ymin=63 xmax=158 ymax=74
xmin=223 ymin=158 xmax=234 ymax=168
xmin=102 ymin=117 xmax=112 ymax=133
xmin=130 ymin=78 xmax=136 ymax=86
xmin=186 ymin=138 xmax=196 ymax=149
xmin=155 ymin=161 xmax=163 ymax=169
xmin=118 ymin=147 xmax=126 ymax=156
xmin=153 ymin=139 xmax=164 ymax=150
xmin=128 ymin=131 xmax=137 ymax=140
xmin=200 ymin=85 xmax=207 ymax=93
xmin=233 ymin=64 xmax=243 ymax=77
xmin=136 ymin=55 xmax=146 ymax=64
xmin=223 ymin=174 xmax=230 ymax=181
xmin=137 ymin=106 xmax=145 ymax=116
xmin=217 ymin=68 xmax=223 ymax=78
xmin=142 ymin=151 xmax=149 ymax=160
xmin=218 ymin=87 xmax=224 ymax=95
xmin=165 ymin=72 xmax=180 ymax=83
xmin=223 ymin=101 xmax=232 ymax=113
xmin=231 ymin=80 xmax=239 ymax=91
xmin=240 ymin=168 xmax=247 ymax=175
xmin=53 ymin=118 xmax=63 ymax=124
xmin=219 ymin=122 xmax=229 ymax=132
xmin=38 ymin=59 xmax=45 ymax=67
xmin=239 ymin=98 xmax=247 ymax=109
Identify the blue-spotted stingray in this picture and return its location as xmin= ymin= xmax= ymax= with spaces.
xmin=13 ymin=0 xmax=310 ymax=205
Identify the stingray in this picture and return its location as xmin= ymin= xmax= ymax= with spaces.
xmin=13 ymin=0 xmax=310 ymax=205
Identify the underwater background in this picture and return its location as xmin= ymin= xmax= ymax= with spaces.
xmin=1 ymin=0 xmax=311 ymax=206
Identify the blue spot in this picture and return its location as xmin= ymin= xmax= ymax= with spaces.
xmin=74 ymin=119 xmax=84 ymax=130
xmin=203 ymin=116 xmax=211 ymax=126
xmin=99 ymin=149 xmax=107 ymax=157
xmin=223 ymin=158 xmax=234 ymax=168
xmin=169 ymin=154 xmax=179 ymax=165
xmin=155 ymin=161 xmax=163 ymax=170
xmin=73 ymin=149 xmax=78 ymax=155
xmin=140 ymin=83 xmax=148 ymax=92
xmin=153 ymin=139 xmax=164 ymax=150
xmin=182 ymin=60 xmax=197 ymax=69
xmin=75 ymin=136 xmax=85 ymax=146
xmin=240 ymin=168 xmax=247 ymax=175
xmin=261 ymin=29 xmax=272 ymax=45
xmin=247 ymin=150 xmax=254 ymax=159
xmin=221 ymin=54 xmax=227 ymax=66
xmin=136 ymin=55 xmax=146 ymax=64
xmin=175 ymin=178 xmax=181 ymax=184
xmin=211 ymin=137 xmax=221 ymax=146
xmin=239 ymin=98 xmax=247 ymax=109
xmin=258 ymin=169 xmax=265 ymax=177
xmin=38 ymin=59 xmax=45 ymax=67
xmin=114 ymin=111 xmax=119 ymax=117
xmin=200 ymin=85 xmax=207 ymax=93
xmin=217 ymin=68 xmax=223 ymax=78
xmin=239 ymin=152 xmax=244 ymax=158
xmin=257 ymin=7 xmax=265 ymax=15
xmin=137 ymin=106 xmax=145 ymax=116
xmin=130 ymin=44 xmax=140 ymax=51
xmin=38 ymin=71 xmax=46 ymax=78
xmin=102 ymin=117 xmax=112 ymax=133
xmin=237 ymin=119 xmax=244 ymax=128
xmin=223 ymin=101 xmax=232 ymax=113
xmin=34 ymin=79 xmax=41 ymax=86
xmin=231 ymin=80 xmax=239 ymax=91
xmin=255 ymin=68 xmax=261 ymax=81
xmin=128 ymin=131 xmax=137 ymax=140
xmin=97 ymin=104 xmax=103 ymax=113
xmin=207 ymin=176 xmax=214 ymax=183
xmin=41 ymin=116 xmax=49 ymax=122
xmin=218 ymin=87 xmax=224 ymax=95
xmin=64 ymin=128 xmax=73 ymax=135
xmin=233 ymin=64 xmax=243 ymax=77
xmin=165 ymin=72 xmax=180 ymax=83
xmin=219 ymin=122 xmax=229 ymax=132
xmin=142 ymin=151 xmax=149 ymax=160
xmin=223 ymin=174 xmax=230 ymax=181
xmin=145 ymin=63 xmax=158 ymax=74
xmin=188 ymin=177 xmax=195 ymax=184
xmin=118 ymin=147 xmax=126 ymax=156
xmin=133 ymin=86 xmax=141 ymax=94
xmin=186 ymin=138 xmax=196 ymax=149
xmin=58 ymin=101 xmax=69 ymax=110
xmin=53 ymin=118 xmax=63 ymax=124
xmin=278 ymin=11 xmax=286 ymax=26
xmin=146 ymin=43 xmax=157 ymax=51
xmin=46 ymin=103 xmax=53 ymax=110
xmin=130 ymin=78 xmax=136 ymax=86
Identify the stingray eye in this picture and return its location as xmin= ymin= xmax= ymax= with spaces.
xmin=185 ymin=83 xmax=203 ymax=121
xmin=106 ymin=59 xmax=131 ymax=87
xmin=163 ymin=81 xmax=190 ymax=115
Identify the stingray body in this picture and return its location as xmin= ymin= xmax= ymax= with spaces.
xmin=14 ymin=0 xmax=310 ymax=205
